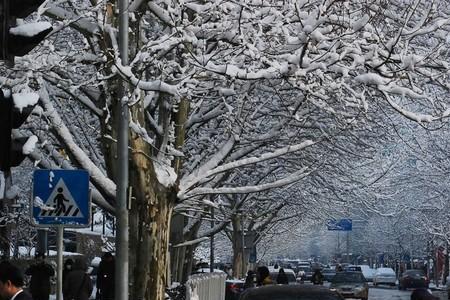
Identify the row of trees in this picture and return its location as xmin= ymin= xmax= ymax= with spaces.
xmin=1 ymin=0 xmax=450 ymax=299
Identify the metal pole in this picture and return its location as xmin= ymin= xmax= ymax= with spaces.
xmin=0 ymin=170 xmax=12 ymax=259
xmin=91 ymin=207 xmax=94 ymax=231
xmin=337 ymin=232 xmax=340 ymax=260
xmin=346 ymin=231 xmax=350 ymax=263
xmin=56 ymin=226 xmax=63 ymax=300
xmin=241 ymin=214 xmax=245 ymax=277
xmin=37 ymin=229 xmax=48 ymax=255
xmin=209 ymin=208 xmax=214 ymax=273
xmin=116 ymin=0 xmax=129 ymax=298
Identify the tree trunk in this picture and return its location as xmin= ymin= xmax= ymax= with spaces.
xmin=126 ymin=94 xmax=177 ymax=300
xmin=129 ymin=163 xmax=175 ymax=300
xmin=232 ymin=217 xmax=245 ymax=279
xmin=170 ymin=214 xmax=187 ymax=283
xmin=183 ymin=244 xmax=197 ymax=282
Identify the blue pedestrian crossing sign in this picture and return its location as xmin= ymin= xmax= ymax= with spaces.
xmin=32 ymin=169 xmax=91 ymax=227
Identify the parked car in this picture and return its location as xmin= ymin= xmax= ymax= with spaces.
xmin=225 ymin=279 xmax=245 ymax=300
xmin=323 ymin=268 xmax=337 ymax=282
xmin=357 ymin=265 xmax=375 ymax=282
xmin=344 ymin=265 xmax=362 ymax=272
xmin=192 ymin=268 xmax=227 ymax=275
xmin=239 ymin=284 xmax=345 ymax=300
xmin=269 ymin=266 xmax=297 ymax=284
xmin=398 ymin=269 xmax=429 ymax=290
xmin=373 ymin=267 xmax=396 ymax=286
xmin=305 ymin=267 xmax=315 ymax=281
xmin=329 ymin=271 xmax=369 ymax=300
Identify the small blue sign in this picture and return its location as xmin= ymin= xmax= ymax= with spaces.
xmin=327 ymin=219 xmax=352 ymax=231
xmin=32 ymin=169 xmax=90 ymax=227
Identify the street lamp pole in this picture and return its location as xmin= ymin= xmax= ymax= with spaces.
xmin=116 ymin=0 xmax=129 ymax=299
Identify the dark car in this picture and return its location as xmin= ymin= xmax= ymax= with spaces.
xmin=398 ymin=269 xmax=429 ymax=290
xmin=225 ymin=279 xmax=245 ymax=300
xmin=344 ymin=265 xmax=362 ymax=272
xmin=239 ymin=284 xmax=345 ymax=300
xmin=330 ymin=271 xmax=369 ymax=300
xmin=323 ymin=268 xmax=337 ymax=282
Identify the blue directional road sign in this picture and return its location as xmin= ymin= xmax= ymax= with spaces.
xmin=32 ymin=169 xmax=90 ymax=227
xmin=326 ymin=219 xmax=352 ymax=231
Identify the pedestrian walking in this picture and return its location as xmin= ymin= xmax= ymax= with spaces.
xmin=276 ymin=268 xmax=289 ymax=284
xmin=63 ymin=257 xmax=93 ymax=300
xmin=0 ymin=261 xmax=33 ymax=300
xmin=244 ymin=270 xmax=256 ymax=289
xmin=96 ymin=252 xmax=115 ymax=300
xmin=311 ymin=268 xmax=324 ymax=285
xmin=25 ymin=253 xmax=55 ymax=300
xmin=256 ymin=266 xmax=273 ymax=286
xmin=410 ymin=288 xmax=439 ymax=300
xmin=63 ymin=258 xmax=74 ymax=284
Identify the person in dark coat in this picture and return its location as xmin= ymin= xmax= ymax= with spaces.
xmin=411 ymin=288 xmax=439 ymax=300
xmin=0 ymin=261 xmax=33 ymax=300
xmin=63 ymin=258 xmax=74 ymax=284
xmin=256 ymin=266 xmax=273 ymax=286
xmin=25 ymin=253 xmax=55 ymax=300
xmin=276 ymin=268 xmax=289 ymax=284
xmin=63 ymin=257 xmax=93 ymax=300
xmin=311 ymin=268 xmax=324 ymax=285
xmin=244 ymin=270 xmax=256 ymax=289
xmin=96 ymin=252 xmax=115 ymax=300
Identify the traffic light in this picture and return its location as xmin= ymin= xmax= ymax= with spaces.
xmin=0 ymin=0 xmax=52 ymax=62
xmin=0 ymin=89 xmax=37 ymax=171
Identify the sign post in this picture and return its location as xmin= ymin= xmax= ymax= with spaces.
xmin=32 ymin=169 xmax=90 ymax=300
xmin=327 ymin=219 xmax=352 ymax=263
xmin=326 ymin=219 xmax=352 ymax=231
xmin=56 ymin=226 xmax=63 ymax=300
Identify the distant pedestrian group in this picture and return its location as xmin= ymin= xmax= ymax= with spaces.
xmin=5 ymin=251 xmax=115 ymax=300
xmin=244 ymin=265 xmax=290 ymax=287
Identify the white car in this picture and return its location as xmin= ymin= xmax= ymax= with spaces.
xmin=358 ymin=265 xmax=375 ymax=282
xmin=268 ymin=266 xmax=297 ymax=284
xmin=373 ymin=267 xmax=396 ymax=286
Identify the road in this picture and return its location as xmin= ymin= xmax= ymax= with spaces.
xmin=369 ymin=285 xmax=447 ymax=300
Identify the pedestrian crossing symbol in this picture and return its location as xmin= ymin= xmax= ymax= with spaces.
xmin=32 ymin=169 xmax=90 ymax=227
xmin=39 ymin=179 xmax=84 ymax=218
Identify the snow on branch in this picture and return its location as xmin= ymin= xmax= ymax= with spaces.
xmin=114 ymin=59 xmax=179 ymax=96
xmin=382 ymin=92 xmax=436 ymax=123
xmin=180 ymin=140 xmax=316 ymax=196
xmin=39 ymin=83 xmax=117 ymax=199
xmin=180 ymin=167 xmax=311 ymax=200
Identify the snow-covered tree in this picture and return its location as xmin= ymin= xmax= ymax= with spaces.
xmin=2 ymin=0 xmax=450 ymax=299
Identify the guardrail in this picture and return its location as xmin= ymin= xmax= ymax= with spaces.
xmin=186 ymin=272 xmax=227 ymax=300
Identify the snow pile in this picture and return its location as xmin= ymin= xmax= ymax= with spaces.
xmin=12 ymin=92 xmax=39 ymax=112
xmin=9 ymin=22 xmax=52 ymax=37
